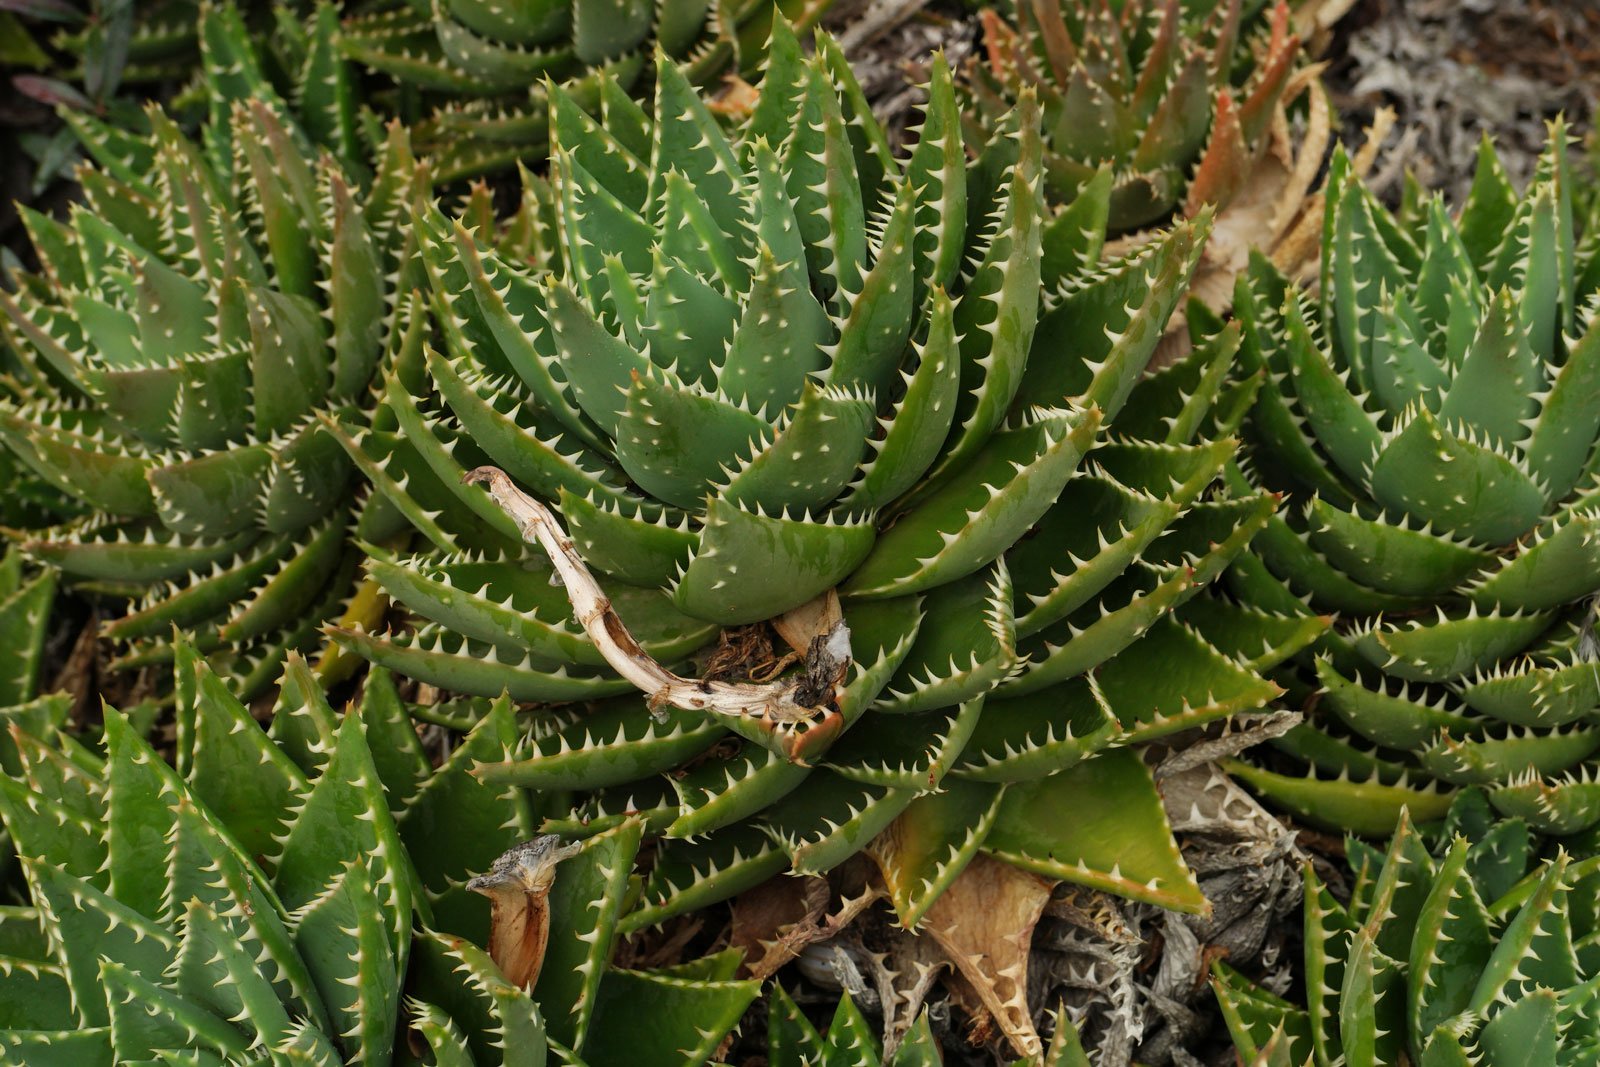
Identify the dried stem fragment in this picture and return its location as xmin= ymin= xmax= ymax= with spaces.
xmin=466 ymin=836 xmax=583 ymax=989
xmin=464 ymin=467 xmax=852 ymax=725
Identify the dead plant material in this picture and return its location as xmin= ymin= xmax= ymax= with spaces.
xmin=466 ymin=836 xmax=583 ymax=989
xmin=919 ymin=854 xmax=1052 ymax=1060
xmin=464 ymin=467 xmax=853 ymax=738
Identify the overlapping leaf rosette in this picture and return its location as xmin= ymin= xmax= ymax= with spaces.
xmin=0 ymin=28 xmax=420 ymax=696
xmin=1219 ymin=130 xmax=1600 ymax=840
xmin=964 ymin=0 xmax=1305 ymax=234
xmin=330 ymin=22 xmax=1314 ymax=930
xmin=1215 ymin=799 xmax=1600 ymax=1066
xmin=0 ymin=637 xmax=760 ymax=1066
xmin=338 ymin=0 xmax=832 ymax=181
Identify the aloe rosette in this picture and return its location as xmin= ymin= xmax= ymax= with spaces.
xmin=327 ymin=21 xmax=1309 ymax=929
xmin=0 ymin=636 xmax=759 ymax=1066
xmin=0 ymin=13 xmax=423 ymax=696
xmin=338 ymin=0 xmax=831 ymax=182
xmin=964 ymin=0 xmax=1303 ymax=232
xmin=1214 ymin=799 xmax=1600 ymax=1066
xmin=1217 ymin=130 xmax=1600 ymax=838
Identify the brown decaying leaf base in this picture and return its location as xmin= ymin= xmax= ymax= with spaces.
xmin=919 ymin=854 xmax=1053 ymax=1060
xmin=466 ymin=836 xmax=583 ymax=989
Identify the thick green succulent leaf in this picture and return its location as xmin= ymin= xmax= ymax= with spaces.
xmin=1316 ymin=657 xmax=1475 ymax=750
xmin=580 ymin=963 xmax=759 ymax=1067
xmin=1303 ymin=864 xmax=1354 ymax=1067
xmin=100 ymin=958 xmax=248 ymax=1062
xmin=672 ymin=500 xmax=876 ymax=625
xmin=1223 ymin=760 xmax=1454 ymax=836
xmin=873 ymin=563 xmax=1017 ymax=715
xmin=869 ymin=779 xmax=1005 ymax=929
xmin=1303 ymin=497 xmax=1493 ymax=599
xmin=923 ymin=92 xmax=1043 ymax=485
xmin=0 ymin=1028 xmax=113 ymax=1066
xmin=273 ymin=713 xmax=417 ymax=965
xmin=759 ymin=771 xmax=917 ymax=876
xmin=1173 ymin=596 xmax=1328 ymax=673
xmin=1351 ymin=609 xmax=1553 ymax=684
xmin=410 ymin=930 xmax=546 ymax=1067
xmin=611 ymin=366 xmax=768 ymax=510
xmin=619 ymin=827 xmax=788 ymax=934
xmin=26 ymin=860 xmax=178 ymax=1027
xmin=479 ymin=700 xmax=723 ymax=792
xmin=177 ymin=644 xmax=304 ymax=861
xmin=163 ymin=799 xmax=325 ymax=1032
xmin=984 ymin=748 xmax=1204 ymax=912
xmin=291 ymin=859 xmax=399 ymax=1066
xmin=364 ymin=549 xmax=716 ymax=667
xmin=1051 ymin=617 xmax=1281 ymax=740
xmin=1339 ymin=929 xmax=1407 ymax=1067
xmin=0 ymin=778 xmax=106 ymax=886
xmin=952 ymin=676 xmax=1122 ymax=783
xmin=1009 ymin=437 xmax=1231 ymax=636
xmin=1409 ymin=836 xmax=1494 ymax=1047
xmin=561 ymin=489 xmax=696 ymax=587
xmin=1465 ymin=510 xmax=1600 ymax=612
xmin=1417 ymin=726 xmax=1600 ymax=787
xmin=329 ymin=624 xmax=634 ymax=703
xmin=662 ymin=739 xmax=809 ymax=838
xmin=838 ymin=287 xmax=962 ymax=512
xmin=1525 ymin=321 xmax=1600 ymax=501
xmin=399 ymin=696 xmax=534 ymax=941
xmin=1489 ymin=772 xmax=1600 ymax=834
xmin=846 ymin=406 xmax=1100 ymax=598
xmin=1212 ymin=963 xmax=1315 ymax=1066
xmin=1471 ymin=853 xmax=1577 ymax=1015
xmin=0 ymin=408 xmax=156 ymax=517
xmin=409 ymin=999 xmax=479 ymax=1067
xmin=535 ymin=818 xmax=641 ymax=1050
xmin=824 ymin=696 xmax=984 ymax=790
xmin=1367 ymin=408 xmax=1546 ymax=546
xmin=719 ymin=383 xmax=876 ymax=514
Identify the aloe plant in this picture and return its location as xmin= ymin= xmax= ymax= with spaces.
xmin=329 ymin=22 xmax=1310 ymax=929
xmin=1218 ymin=129 xmax=1600 ymax=838
xmin=0 ymin=18 xmax=420 ymax=697
xmin=765 ymin=983 xmax=1092 ymax=1065
xmin=1214 ymin=799 xmax=1600 ymax=1066
xmin=338 ymin=0 xmax=831 ymax=182
xmin=0 ymin=548 xmax=60 ymax=761
xmin=964 ymin=0 xmax=1303 ymax=231
xmin=0 ymin=635 xmax=759 ymax=1066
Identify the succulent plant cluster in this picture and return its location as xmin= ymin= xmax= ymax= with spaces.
xmin=322 ymin=22 xmax=1323 ymax=936
xmin=0 ymin=11 xmax=418 ymax=696
xmin=1216 ymin=798 xmax=1600 ymax=1066
xmin=0 ymin=643 xmax=761 ymax=1065
xmin=965 ymin=0 xmax=1305 ymax=233
xmin=7 ymin=0 xmax=1597 ymax=1060
xmin=338 ymin=0 xmax=828 ymax=181
xmin=1221 ymin=130 xmax=1600 ymax=839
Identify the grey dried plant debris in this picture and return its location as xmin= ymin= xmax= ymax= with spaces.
xmin=1328 ymin=0 xmax=1600 ymax=202
xmin=750 ymin=718 xmax=1307 ymax=1066
xmin=825 ymin=0 xmax=979 ymax=146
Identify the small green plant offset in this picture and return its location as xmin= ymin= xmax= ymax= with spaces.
xmin=329 ymin=20 xmax=1318 ymax=931
xmin=1214 ymin=797 xmax=1600 ymax=1066
xmin=1219 ymin=129 xmax=1600 ymax=838
xmin=964 ymin=0 xmax=1304 ymax=231
xmin=339 ymin=0 xmax=831 ymax=181
xmin=0 ymin=12 xmax=420 ymax=697
xmin=0 ymin=642 xmax=759 ymax=1065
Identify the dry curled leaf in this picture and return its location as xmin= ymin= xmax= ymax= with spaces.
xmin=919 ymin=854 xmax=1053 ymax=1060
